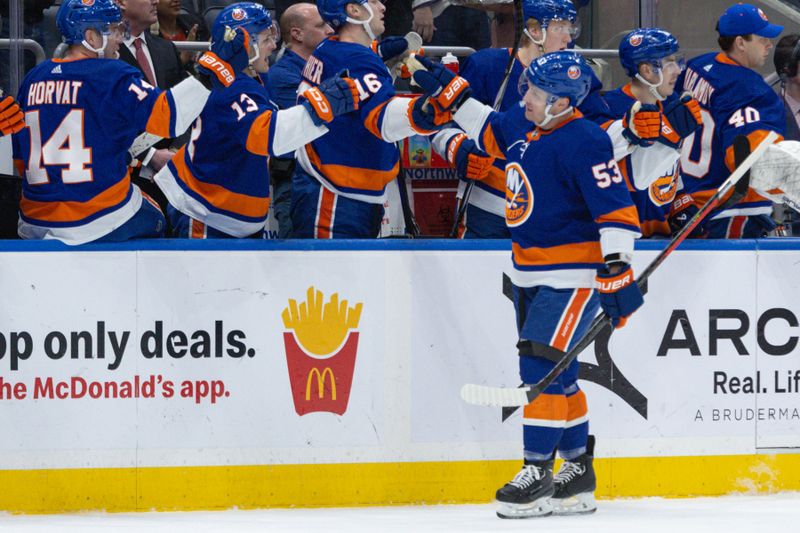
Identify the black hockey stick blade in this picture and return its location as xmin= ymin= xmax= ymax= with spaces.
xmin=717 ymin=135 xmax=752 ymax=212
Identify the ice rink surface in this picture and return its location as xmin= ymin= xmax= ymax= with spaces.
xmin=2 ymin=493 xmax=799 ymax=533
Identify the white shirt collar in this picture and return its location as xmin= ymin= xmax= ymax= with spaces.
xmin=124 ymin=32 xmax=146 ymax=49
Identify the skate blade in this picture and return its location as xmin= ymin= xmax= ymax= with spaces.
xmin=552 ymin=492 xmax=597 ymax=516
xmin=496 ymin=498 xmax=553 ymax=519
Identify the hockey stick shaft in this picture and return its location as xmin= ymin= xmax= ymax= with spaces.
xmin=449 ymin=0 xmax=523 ymax=238
xmin=461 ymin=131 xmax=779 ymax=408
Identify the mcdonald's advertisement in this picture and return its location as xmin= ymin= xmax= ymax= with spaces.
xmin=0 ymin=243 xmax=799 ymax=473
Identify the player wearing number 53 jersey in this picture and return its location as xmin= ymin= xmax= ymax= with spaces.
xmin=155 ymin=3 xmax=359 ymax=238
xmin=11 ymin=0 xmax=240 ymax=245
xmin=413 ymin=51 xmax=642 ymax=518
xmin=677 ymin=3 xmax=785 ymax=238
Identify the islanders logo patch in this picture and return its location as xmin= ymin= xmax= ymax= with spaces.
xmin=231 ymin=8 xmax=246 ymax=20
xmin=567 ymin=65 xmax=581 ymax=80
xmin=649 ymin=174 xmax=678 ymax=206
xmin=505 ymin=163 xmax=534 ymax=227
xmin=629 ymin=34 xmax=643 ymax=47
xmin=758 ymin=8 xmax=768 ymax=21
xmin=81 ymin=0 xmax=95 ymax=6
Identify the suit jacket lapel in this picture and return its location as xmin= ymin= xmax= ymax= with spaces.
xmin=117 ymin=42 xmax=140 ymax=73
xmin=144 ymin=32 xmax=166 ymax=87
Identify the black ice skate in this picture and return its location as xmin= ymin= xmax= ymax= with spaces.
xmin=552 ymin=435 xmax=597 ymax=515
xmin=495 ymin=461 xmax=554 ymax=519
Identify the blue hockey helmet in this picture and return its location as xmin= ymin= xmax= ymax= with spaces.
xmin=519 ymin=50 xmax=593 ymax=106
xmin=212 ymin=2 xmax=276 ymax=45
xmin=317 ymin=0 xmax=368 ymax=30
xmin=56 ymin=0 xmax=123 ymax=45
xmin=522 ymin=0 xmax=577 ymax=27
xmin=619 ymin=28 xmax=681 ymax=78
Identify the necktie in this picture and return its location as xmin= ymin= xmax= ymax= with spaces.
xmin=134 ymin=37 xmax=156 ymax=86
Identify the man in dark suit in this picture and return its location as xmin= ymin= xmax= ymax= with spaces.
xmin=117 ymin=0 xmax=188 ymax=214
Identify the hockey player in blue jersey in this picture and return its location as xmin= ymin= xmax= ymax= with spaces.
xmin=605 ymin=28 xmax=705 ymax=238
xmin=411 ymin=51 xmax=643 ymax=517
xmin=11 ymin=0 xmax=244 ymax=244
xmin=154 ymin=2 xmax=361 ymax=238
xmin=433 ymin=0 xmax=613 ymax=239
xmin=290 ymin=0 xmax=450 ymax=238
xmin=677 ymin=3 xmax=785 ymax=238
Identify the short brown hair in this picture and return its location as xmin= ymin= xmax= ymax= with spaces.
xmin=716 ymin=23 xmax=753 ymax=52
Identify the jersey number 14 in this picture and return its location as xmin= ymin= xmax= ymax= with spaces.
xmin=24 ymin=110 xmax=92 ymax=185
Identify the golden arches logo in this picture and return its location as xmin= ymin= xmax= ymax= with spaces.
xmin=306 ymin=367 xmax=336 ymax=401
xmin=283 ymin=287 xmax=363 ymax=416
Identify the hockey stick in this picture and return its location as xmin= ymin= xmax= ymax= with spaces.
xmin=460 ymin=131 xmax=778 ymax=408
xmin=449 ymin=0 xmax=524 ymax=238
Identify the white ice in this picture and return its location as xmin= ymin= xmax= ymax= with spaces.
xmin=2 ymin=493 xmax=799 ymax=533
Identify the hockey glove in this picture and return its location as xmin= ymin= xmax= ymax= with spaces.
xmin=374 ymin=36 xmax=409 ymax=61
xmin=659 ymin=93 xmax=702 ymax=148
xmin=0 ymin=95 xmax=25 ymax=136
xmin=668 ymin=193 xmax=707 ymax=238
xmin=411 ymin=55 xmax=471 ymax=112
xmin=410 ymin=96 xmax=452 ymax=133
xmin=596 ymin=264 xmax=644 ymax=329
xmin=622 ymin=102 xmax=661 ymax=147
xmin=447 ymin=133 xmax=494 ymax=181
xmin=300 ymin=70 xmax=360 ymax=126
xmin=196 ymin=26 xmax=249 ymax=88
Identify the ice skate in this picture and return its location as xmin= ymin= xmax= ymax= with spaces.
xmin=495 ymin=461 xmax=554 ymax=519
xmin=552 ymin=436 xmax=597 ymax=515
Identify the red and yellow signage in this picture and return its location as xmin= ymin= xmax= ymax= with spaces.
xmin=282 ymin=287 xmax=363 ymax=416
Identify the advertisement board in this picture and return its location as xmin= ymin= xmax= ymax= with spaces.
xmin=0 ymin=240 xmax=798 ymax=511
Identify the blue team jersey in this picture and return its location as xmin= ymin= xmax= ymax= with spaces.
xmin=156 ymin=75 xmax=278 ymax=237
xmin=474 ymin=105 xmax=641 ymax=288
xmin=677 ymin=52 xmax=785 ymax=218
xmin=12 ymin=57 xmax=187 ymax=244
xmin=459 ymin=48 xmax=613 ymax=216
xmin=603 ymin=84 xmax=680 ymax=237
xmin=264 ymin=48 xmax=306 ymax=110
xmin=296 ymin=38 xmax=404 ymax=204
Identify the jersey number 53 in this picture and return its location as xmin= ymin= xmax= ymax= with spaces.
xmin=591 ymin=159 xmax=623 ymax=189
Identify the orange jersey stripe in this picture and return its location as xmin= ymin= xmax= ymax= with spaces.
xmin=14 ymin=159 xmax=24 ymax=176
xmin=640 ymin=219 xmax=671 ymax=238
xmin=512 ymin=241 xmax=603 ymax=266
xmin=20 ymin=172 xmax=130 ymax=223
xmin=171 ymin=149 xmax=270 ymax=218
xmin=596 ymin=205 xmax=640 ymax=229
xmin=480 ymin=165 xmax=506 ymax=191
xmin=523 ymin=393 xmax=568 ymax=422
xmin=481 ymin=124 xmax=503 ymax=159
xmin=565 ymin=389 xmax=588 ymax=421
xmin=691 ymin=186 xmax=769 ymax=209
xmin=315 ymin=187 xmax=335 ymax=239
xmin=145 ymin=92 xmax=172 ymax=139
xmin=245 ymin=111 xmax=273 ymax=156
xmin=724 ymin=129 xmax=783 ymax=171
xmin=306 ymin=145 xmax=398 ymax=191
xmin=551 ymin=288 xmax=591 ymax=352
xmin=365 ymin=100 xmax=390 ymax=139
